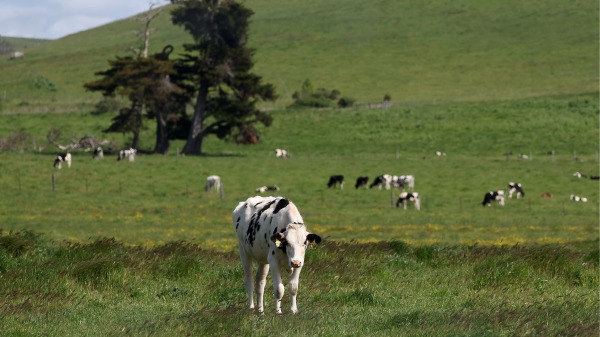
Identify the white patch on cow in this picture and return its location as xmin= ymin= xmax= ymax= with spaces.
xmin=233 ymin=196 xmax=321 ymax=314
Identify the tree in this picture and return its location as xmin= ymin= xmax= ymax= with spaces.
xmin=170 ymin=0 xmax=276 ymax=155
xmin=84 ymin=48 xmax=189 ymax=152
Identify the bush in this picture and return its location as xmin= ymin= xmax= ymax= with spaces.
xmin=337 ymin=97 xmax=355 ymax=108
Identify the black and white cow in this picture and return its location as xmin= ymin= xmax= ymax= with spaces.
xmin=275 ymin=149 xmax=289 ymax=159
xmin=233 ymin=196 xmax=321 ymax=314
xmin=327 ymin=175 xmax=344 ymax=189
xmin=53 ymin=153 xmax=72 ymax=169
xmin=355 ymin=176 xmax=369 ymax=189
xmin=370 ymin=174 xmax=392 ymax=190
xmin=394 ymin=175 xmax=415 ymax=190
xmin=508 ymin=182 xmax=525 ymax=199
xmin=256 ymin=185 xmax=280 ymax=193
xmin=117 ymin=148 xmax=136 ymax=162
xmin=205 ymin=175 xmax=222 ymax=192
xmin=396 ymin=192 xmax=421 ymax=210
xmin=93 ymin=147 xmax=104 ymax=159
xmin=482 ymin=190 xmax=505 ymax=206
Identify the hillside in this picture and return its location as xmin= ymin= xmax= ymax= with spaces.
xmin=0 ymin=0 xmax=597 ymax=113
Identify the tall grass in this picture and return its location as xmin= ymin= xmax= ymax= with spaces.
xmin=0 ymin=232 xmax=596 ymax=336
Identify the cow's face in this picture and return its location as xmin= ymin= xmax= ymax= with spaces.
xmin=272 ymin=224 xmax=321 ymax=269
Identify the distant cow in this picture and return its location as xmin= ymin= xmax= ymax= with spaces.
xmin=370 ymin=174 xmax=393 ymax=190
xmin=205 ymin=175 xmax=222 ymax=193
xmin=396 ymin=192 xmax=421 ymax=210
xmin=9 ymin=51 xmax=24 ymax=60
xmin=508 ymin=182 xmax=525 ymax=199
xmin=53 ymin=153 xmax=72 ymax=169
xmin=573 ymin=172 xmax=586 ymax=178
xmin=435 ymin=151 xmax=446 ymax=156
xmin=117 ymin=148 xmax=136 ymax=162
xmin=591 ymin=176 xmax=600 ymax=180
xmin=233 ymin=196 xmax=321 ymax=314
xmin=327 ymin=175 xmax=344 ymax=189
xmin=355 ymin=176 xmax=369 ymax=189
xmin=395 ymin=175 xmax=415 ymax=190
xmin=570 ymin=194 xmax=588 ymax=202
xmin=256 ymin=185 xmax=280 ymax=193
xmin=93 ymin=147 xmax=104 ymax=159
xmin=482 ymin=190 xmax=505 ymax=206
xmin=275 ymin=149 xmax=289 ymax=158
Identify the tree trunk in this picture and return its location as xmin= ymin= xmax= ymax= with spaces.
xmin=182 ymin=83 xmax=209 ymax=155
xmin=130 ymin=100 xmax=143 ymax=149
xmin=153 ymin=110 xmax=169 ymax=154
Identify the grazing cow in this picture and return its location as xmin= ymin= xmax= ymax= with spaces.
xmin=370 ymin=174 xmax=393 ymax=190
xmin=591 ymin=176 xmax=600 ymax=180
xmin=573 ymin=172 xmax=586 ymax=178
xmin=355 ymin=176 xmax=369 ymax=189
xmin=508 ymin=182 xmax=525 ymax=199
xmin=435 ymin=151 xmax=446 ymax=157
xmin=275 ymin=149 xmax=289 ymax=158
xmin=395 ymin=175 xmax=415 ymax=190
xmin=570 ymin=194 xmax=588 ymax=202
xmin=93 ymin=147 xmax=104 ymax=159
xmin=327 ymin=175 xmax=345 ymax=189
xmin=519 ymin=154 xmax=529 ymax=160
xmin=205 ymin=175 xmax=222 ymax=193
xmin=233 ymin=196 xmax=321 ymax=314
xmin=53 ymin=153 xmax=72 ymax=169
xmin=482 ymin=190 xmax=505 ymax=206
xmin=117 ymin=148 xmax=136 ymax=162
xmin=396 ymin=192 xmax=421 ymax=210
xmin=256 ymin=185 xmax=280 ymax=193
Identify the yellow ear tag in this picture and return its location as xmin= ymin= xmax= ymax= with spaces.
xmin=275 ymin=239 xmax=282 ymax=248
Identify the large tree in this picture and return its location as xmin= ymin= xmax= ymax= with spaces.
xmin=171 ymin=0 xmax=276 ymax=155
xmin=84 ymin=47 xmax=189 ymax=153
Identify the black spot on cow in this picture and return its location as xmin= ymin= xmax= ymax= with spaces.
xmin=273 ymin=198 xmax=289 ymax=214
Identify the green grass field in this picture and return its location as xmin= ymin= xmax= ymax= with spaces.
xmin=0 ymin=0 xmax=598 ymax=335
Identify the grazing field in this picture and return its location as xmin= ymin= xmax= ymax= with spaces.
xmin=0 ymin=95 xmax=598 ymax=336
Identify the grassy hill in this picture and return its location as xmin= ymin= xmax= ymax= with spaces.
xmin=0 ymin=0 xmax=597 ymax=112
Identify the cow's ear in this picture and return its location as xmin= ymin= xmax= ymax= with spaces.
xmin=307 ymin=233 xmax=322 ymax=244
xmin=271 ymin=232 xmax=286 ymax=242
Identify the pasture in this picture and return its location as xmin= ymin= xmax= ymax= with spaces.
xmin=0 ymin=93 xmax=598 ymax=335
xmin=0 ymin=93 xmax=598 ymax=249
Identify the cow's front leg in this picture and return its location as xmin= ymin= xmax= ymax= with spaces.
xmin=270 ymin=264 xmax=284 ymax=314
xmin=255 ymin=263 xmax=269 ymax=314
xmin=289 ymin=268 xmax=301 ymax=314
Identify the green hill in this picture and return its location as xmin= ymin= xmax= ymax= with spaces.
xmin=0 ymin=0 xmax=597 ymax=112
